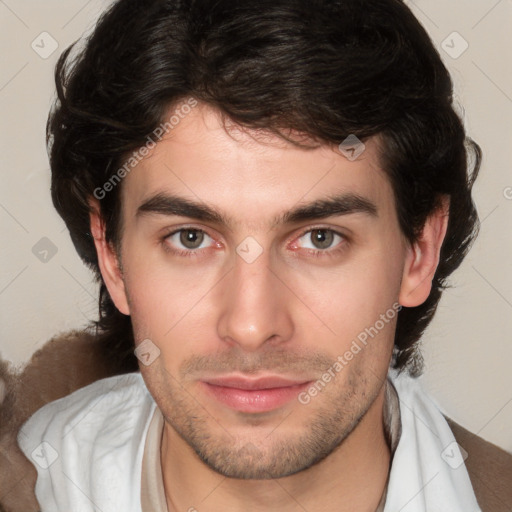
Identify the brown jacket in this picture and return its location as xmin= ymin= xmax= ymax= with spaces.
xmin=0 ymin=330 xmax=511 ymax=511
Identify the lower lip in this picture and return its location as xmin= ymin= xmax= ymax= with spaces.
xmin=201 ymin=381 xmax=311 ymax=413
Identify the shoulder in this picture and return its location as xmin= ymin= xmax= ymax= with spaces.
xmin=446 ymin=417 xmax=512 ymax=512
xmin=17 ymin=371 xmax=154 ymax=460
xmin=15 ymin=372 xmax=155 ymax=510
xmin=388 ymin=370 xmax=512 ymax=511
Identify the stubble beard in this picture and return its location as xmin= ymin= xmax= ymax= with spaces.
xmin=158 ymin=369 xmax=380 ymax=480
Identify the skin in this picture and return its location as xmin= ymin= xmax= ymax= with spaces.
xmin=90 ymin=101 xmax=449 ymax=512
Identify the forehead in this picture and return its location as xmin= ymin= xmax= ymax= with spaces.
xmin=119 ymin=102 xmax=395 ymax=227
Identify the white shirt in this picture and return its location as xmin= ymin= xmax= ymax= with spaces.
xmin=17 ymin=371 xmax=481 ymax=512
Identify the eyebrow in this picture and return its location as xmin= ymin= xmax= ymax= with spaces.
xmin=136 ymin=191 xmax=378 ymax=228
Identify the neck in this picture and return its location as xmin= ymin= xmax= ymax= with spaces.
xmin=161 ymin=385 xmax=391 ymax=512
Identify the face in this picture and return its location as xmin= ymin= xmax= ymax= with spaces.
xmin=92 ymin=101 xmax=442 ymax=480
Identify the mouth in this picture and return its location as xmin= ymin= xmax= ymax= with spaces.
xmin=200 ymin=375 xmax=312 ymax=413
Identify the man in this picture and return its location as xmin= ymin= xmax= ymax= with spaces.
xmin=13 ymin=0 xmax=512 ymax=510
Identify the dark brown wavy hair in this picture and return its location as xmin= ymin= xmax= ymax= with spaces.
xmin=48 ymin=0 xmax=480 ymax=376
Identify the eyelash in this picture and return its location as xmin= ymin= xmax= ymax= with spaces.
xmin=160 ymin=226 xmax=349 ymax=259
xmin=295 ymin=227 xmax=348 ymax=259
xmin=161 ymin=227 xmax=216 ymax=258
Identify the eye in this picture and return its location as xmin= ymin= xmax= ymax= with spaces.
xmin=165 ymin=228 xmax=214 ymax=252
xmin=295 ymin=228 xmax=346 ymax=253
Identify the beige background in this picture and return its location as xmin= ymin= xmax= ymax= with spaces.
xmin=1 ymin=0 xmax=511 ymax=451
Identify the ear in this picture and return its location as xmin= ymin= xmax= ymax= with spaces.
xmin=88 ymin=197 xmax=130 ymax=315
xmin=399 ymin=196 xmax=450 ymax=307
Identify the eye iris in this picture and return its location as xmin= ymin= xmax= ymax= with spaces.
xmin=311 ymin=229 xmax=333 ymax=249
xmin=180 ymin=229 xmax=204 ymax=249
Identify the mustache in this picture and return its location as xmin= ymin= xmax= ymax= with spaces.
xmin=179 ymin=348 xmax=334 ymax=379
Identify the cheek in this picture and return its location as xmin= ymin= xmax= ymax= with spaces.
xmin=300 ymin=249 xmax=402 ymax=332
xmin=122 ymin=247 xmax=220 ymax=353
xmin=286 ymin=243 xmax=402 ymax=373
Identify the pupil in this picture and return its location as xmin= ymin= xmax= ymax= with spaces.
xmin=180 ymin=229 xmax=203 ymax=249
xmin=312 ymin=229 xmax=333 ymax=249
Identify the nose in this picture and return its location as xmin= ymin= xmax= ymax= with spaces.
xmin=217 ymin=248 xmax=294 ymax=352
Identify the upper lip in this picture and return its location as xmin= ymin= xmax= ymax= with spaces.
xmin=202 ymin=375 xmax=311 ymax=390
